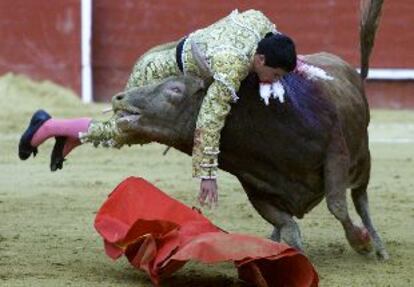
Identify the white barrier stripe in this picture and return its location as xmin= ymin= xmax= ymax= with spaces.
xmin=357 ymin=68 xmax=414 ymax=80
xmin=370 ymin=138 xmax=414 ymax=143
xmin=369 ymin=123 xmax=414 ymax=129
xmin=81 ymin=0 xmax=93 ymax=103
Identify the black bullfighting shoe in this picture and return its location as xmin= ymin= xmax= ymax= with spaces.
xmin=50 ymin=136 xmax=66 ymax=171
xmin=18 ymin=109 xmax=51 ymax=160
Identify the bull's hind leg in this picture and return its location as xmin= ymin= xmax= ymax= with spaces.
xmin=324 ymin=125 xmax=373 ymax=255
xmin=352 ymin=184 xmax=389 ymax=260
xmin=241 ymin=182 xmax=303 ymax=251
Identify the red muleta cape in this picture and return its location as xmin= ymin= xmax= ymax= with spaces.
xmin=94 ymin=177 xmax=319 ymax=286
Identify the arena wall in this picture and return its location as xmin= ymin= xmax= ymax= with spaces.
xmin=0 ymin=0 xmax=81 ymax=94
xmin=0 ymin=0 xmax=413 ymax=107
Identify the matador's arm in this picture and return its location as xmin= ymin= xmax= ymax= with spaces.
xmin=192 ymin=51 xmax=249 ymax=179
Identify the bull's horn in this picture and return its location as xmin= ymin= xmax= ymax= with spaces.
xmin=102 ymin=107 xmax=113 ymax=114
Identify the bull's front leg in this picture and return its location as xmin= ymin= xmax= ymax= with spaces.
xmin=241 ymin=180 xmax=303 ymax=251
xmin=253 ymin=197 xmax=303 ymax=251
xmin=270 ymin=227 xmax=281 ymax=242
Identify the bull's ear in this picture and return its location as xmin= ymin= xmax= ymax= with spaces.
xmin=164 ymin=80 xmax=186 ymax=103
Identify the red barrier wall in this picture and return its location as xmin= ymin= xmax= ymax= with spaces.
xmin=0 ymin=0 xmax=81 ymax=94
xmin=0 ymin=1 xmax=413 ymax=107
xmin=91 ymin=0 xmax=414 ymax=102
xmin=366 ymin=81 xmax=414 ymax=109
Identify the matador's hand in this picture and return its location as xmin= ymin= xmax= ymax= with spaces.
xmin=199 ymin=178 xmax=218 ymax=208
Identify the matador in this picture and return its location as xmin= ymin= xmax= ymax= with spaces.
xmin=19 ymin=10 xmax=332 ymax=206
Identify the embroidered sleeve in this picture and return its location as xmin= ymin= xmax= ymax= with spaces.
xmin=79 ymin=118 xmax=124 ymax=148
xmin=192 ymin=51 xmax=249 ymax=179
xmin=79 ymin=118 xmax=144 ymax=149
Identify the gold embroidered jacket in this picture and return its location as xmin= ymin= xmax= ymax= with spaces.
xmin=181 ymin=10 xmax=276 ymax=179
xmin=82 ymin=10 xmax=277 ymax=179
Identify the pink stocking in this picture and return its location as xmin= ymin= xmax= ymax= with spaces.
xmin=31 ymin=118 xmax=91 ymax=147
xmin=62 ymin=138 xmax=82 ymax=158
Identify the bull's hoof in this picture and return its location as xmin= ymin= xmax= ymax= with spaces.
xmin=19 ymin=110 xmax=51 ymax=160
xmin=376 ymin=248 xmax=390 ymax=261
xmin=269 ymin=228 xmax=281 ymax=242
xmin=375 ymin=247 xmax=390 ymax=261
xmin=346 ymin=226 xmax=373 ymax=255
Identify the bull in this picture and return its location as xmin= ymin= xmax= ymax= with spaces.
xmin=109 ymin=0 xmax=388 ymax=259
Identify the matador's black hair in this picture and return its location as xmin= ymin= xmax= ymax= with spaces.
xmin=256 ymin=33 xmax=297 ymax=72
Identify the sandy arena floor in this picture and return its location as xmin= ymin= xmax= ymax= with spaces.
xmin=0 ymin=74 xmax=413 ymax=286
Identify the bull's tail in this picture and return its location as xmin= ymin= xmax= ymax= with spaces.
xmin=360 ymin=0 xmax=384 ymax=79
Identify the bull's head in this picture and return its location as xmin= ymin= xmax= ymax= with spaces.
xmin=111 ymin=76 xmax=205 ymax=151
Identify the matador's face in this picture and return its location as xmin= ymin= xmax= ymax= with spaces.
xmin=252 ymin=54 xmax=288 ymax=83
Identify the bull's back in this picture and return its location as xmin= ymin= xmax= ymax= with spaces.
xmin=304 ymin=53 xmax=370 ymax=159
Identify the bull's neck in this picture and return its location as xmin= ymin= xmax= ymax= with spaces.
xmin=147 ymin=121 xmax=195 ymax=156
xmin=152 ymin=128 xmax=193 ymax=155
xmin=146 ymin=95 xmax=201 ymax=156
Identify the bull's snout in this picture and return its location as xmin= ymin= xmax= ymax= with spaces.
xmin=111 ymin=92 xmax=127 ymax=112
xmin=113 ymin=92 xmax=125 ymax=102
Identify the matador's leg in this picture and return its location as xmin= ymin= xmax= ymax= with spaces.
xmin=19 ymin=110 xmax=130 ymax=170
xmin=125 ymin=43 xmax=181 ymax=89
xmin=18 ymin=109 xmax=92 ymax=163
xmin=19 ymin=44 xmax=181 ymax=169
xmin=79 ymin=117 xmax=142 ymax=148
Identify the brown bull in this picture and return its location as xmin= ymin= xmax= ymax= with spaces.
xmin=111 ymin=0 xmax=388 ymax=259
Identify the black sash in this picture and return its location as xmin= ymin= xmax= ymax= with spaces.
xmin=176 ymin=37 xmax=187 ymax=73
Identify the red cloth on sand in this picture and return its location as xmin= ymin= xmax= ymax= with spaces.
xmin=94 ymin=177 xmax=319 ymax=287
